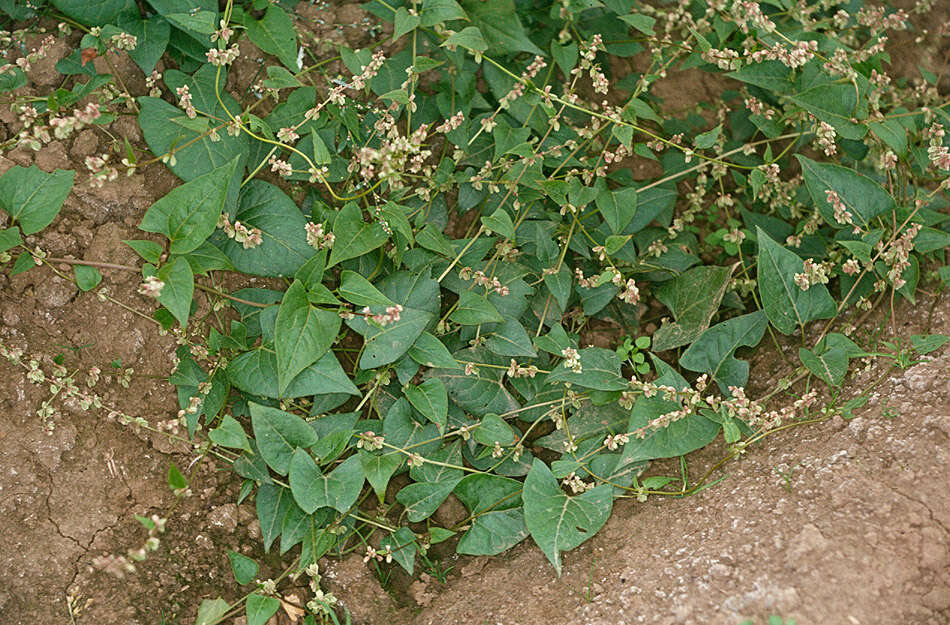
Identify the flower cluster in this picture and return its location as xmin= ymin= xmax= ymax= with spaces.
xmin=176 ymin=85 xmax=196 ymax=119
xmin=268 ymin=155 xmax=293 ymax=177
xmin=110 ymin=32 xmax=137 ymax=51
xmin=618 ymin=279 xmax=640 ymax=305
xmin=137 ymin=276 xmax=164 ymax=298
xmin=92 ymin=515 xmax=166 ymax=579
xmin=824 ymin=189 xmax=854 ymax=229
xmin=562 ymin=472 xmax=594 ymax=494
xmin=879 ymin=223 xmax=920 ymax=289
xmin=459 ymin=267 xmax=509 ymax=296
xmin=356 ymin=431 xmax=385 ymax=451
xmin=926 ymin=123 xmax=950 ymax=170
xmin=363 ymin=545 xmax=393 ymax=563
xmin=305 ymin=221 xmax=335 ymax=250
xmin=507 ymin=359 xmax=539 ymax=379
xmin=793 ymin=258 xmax=830 ymax=291
xmin=815 ymin=121 xmax=837 ymax=156
xmin=218 ymin=214 xmax=263 ymax=249
xmin=560 ymin=347 xmax=582 ymax=373
xmin=206 ymin=43 xmax=239 ymax=66
xmin=85 ymin=154 xmax=118 ymax=188
xmin=363 ymin=304 xmax=403 ymax=326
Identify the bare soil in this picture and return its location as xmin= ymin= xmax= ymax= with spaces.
xmin=1 ymin=4 xmax=948 ymax=625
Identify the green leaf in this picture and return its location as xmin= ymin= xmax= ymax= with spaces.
xmin=119 ymin=15 xmax=170 ymax=73
xmin=394 ymin=7 xmax=421 ymax=38
xmin=914 ymin=227 xmax=950 ymax=254
xmin=460 ymin=0 xmax=543 ymax=55
xmin=289 ymin=450 xmax=364 ymax=514
xmin=652 ymin=265 xmax=733 ymax=352
xmin=473 ymin=413 xmax=516 ymax=447
xmin=869 ymin=119 xmax=908 ymax=156
xmin=595 ymin=186 xmax=638 ymax=234
xmin=397 ymin=480 xmax=462 ymax=522
xmin=256 ymin=483 xmax=294 ymax=551
xmin=50 ymin=0 xmax=134 ymax=25
xmin=421 ymin=0 xmax=468 ymax=26
xmin=546 ymin=347 xmax=627 ymax=391
xmin=123 ymin=239 xmax=163 ymax=264
xmin=138 ymin=79 xmax=247 ymax=183
xmin=167 ymin=461 xmax=187 ymax=490
xmin=796 ymin=155 xmax=895 ymax=229
xmin=523 ymin=459 xmax=612 ymax=575
xmin=405 ymin=378 xmax=449 ymax=430
xmin=359 ymin=448 xmax=403 ymax=502
xmin=450 ymin=290 xmax=504 ymax=325
xmin=183 ymin=241 xmax=235 ymax=275
xmin=838 ymin=239 xmax=872 ymax=263
xmin=74 ymin=265 xmax=102 ymax=291
xmin=415 ymin=223 xmax=455 ymax=257
xmin=408 ymin=332 xmax=459 ymax=369
xmin=380 ymin=527 xmax=417 ymax=575
xmin=0 ymin=66 xmax=26 ymax=91
xmin=262 ymin=65 xmax=303 ymax=89
xmin=249 ymin=402 xmax=319 ymax=475
xmin=481 ymin=208 xmax=516 ymax=240
xmin=244 ymin=5 xmax=299 ymax=70
xmin=621 ymin=357 xmax=721 ymax=463
xmin=229 ymin=349 xmax=359 ymax=399
xmin=534 ymin=400 xmax=628 ymax=452
xmin=433 ymin=347 xmax=521 ymax=416
xmin=619 ymin=12 xmax=655 ymax=35
xmin=339 ymin=270 xmax=395 ymax=307
xmin=756 ymin=228 xmax=836 ymax=335
xmin=788 ymin=83 xmax=867 ymax=140
xmin=155 ymin=257 xmax=195 ymax=328
xmin=679 ymin=311 xmax=769 ymax=394
xmin=209 ymin=414 xmax=251 ymax=451
xmin=275 ymin=280 xmax=340 ymax=395
xmin=140 ymin=157 xmax=239 ymax=254
xmin=356 ymin=307 xmax=432 ymax=369
xmin=165 ymin=10 xmax=217 ymax=34
xmin=454 ymin=473 xmax=522 ymax=513
xmin=216 ymin=181 xmax=316 ymax=278
xmin=543 ymin=265 xmax=572 ymax=312
xmin=911 ymin=333 xmax=949 ymax=355
xmin=799 ymin=345 xmax=848 ymax=387
xmin=726 ymin=60 xmax=794 ymax=94
xmin=10 ymin=252 xmax=34 ymax=275
xmin=485 ymin=319 xmax=537 ymax=358
xmin=299 ymin=511 xmax=338 ymax=567
xmin=327 ymin=202 xmax=388 ymax=268
xmin=227 ymin=551 xmax=259 ymax=585
xmin=246 ymin=593 xmax=280 ymax=625
xmin=194 ymin=597 xmax=230 ymax=625
xmin=457 ymin=509 xmax=528 ymax=555
xmin=0 ymin=226 xmax=21 ymax=253
xmin=0 ymin=166 xmax=75 ymax=235
xmin=693 ymin=124 xmax=722 ymax=149
xmin=442 ymin=26 xmax=488 ymax=53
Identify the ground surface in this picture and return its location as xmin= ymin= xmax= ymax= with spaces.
xmin=1 ymin=4 xmax=949 ymax=625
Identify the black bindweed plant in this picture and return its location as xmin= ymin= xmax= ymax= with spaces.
xmin=1 ymin=0 xmax=948 ymax=622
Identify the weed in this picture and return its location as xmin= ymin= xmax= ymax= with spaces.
xmin=0 ymin=0 xmax=947 ymax=622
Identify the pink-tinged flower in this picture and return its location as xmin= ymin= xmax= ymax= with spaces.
xmin=138 ymin=276 xmax=164 ymax=298
xmin=561 ymin=347 xmax=582 ymax=373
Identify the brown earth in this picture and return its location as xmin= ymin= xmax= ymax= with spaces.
xmin=1 ymin=4 xmax=949 ymax=625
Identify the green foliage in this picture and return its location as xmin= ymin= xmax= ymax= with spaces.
xmin=4 ymin=0 xmax=947 ymax=609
